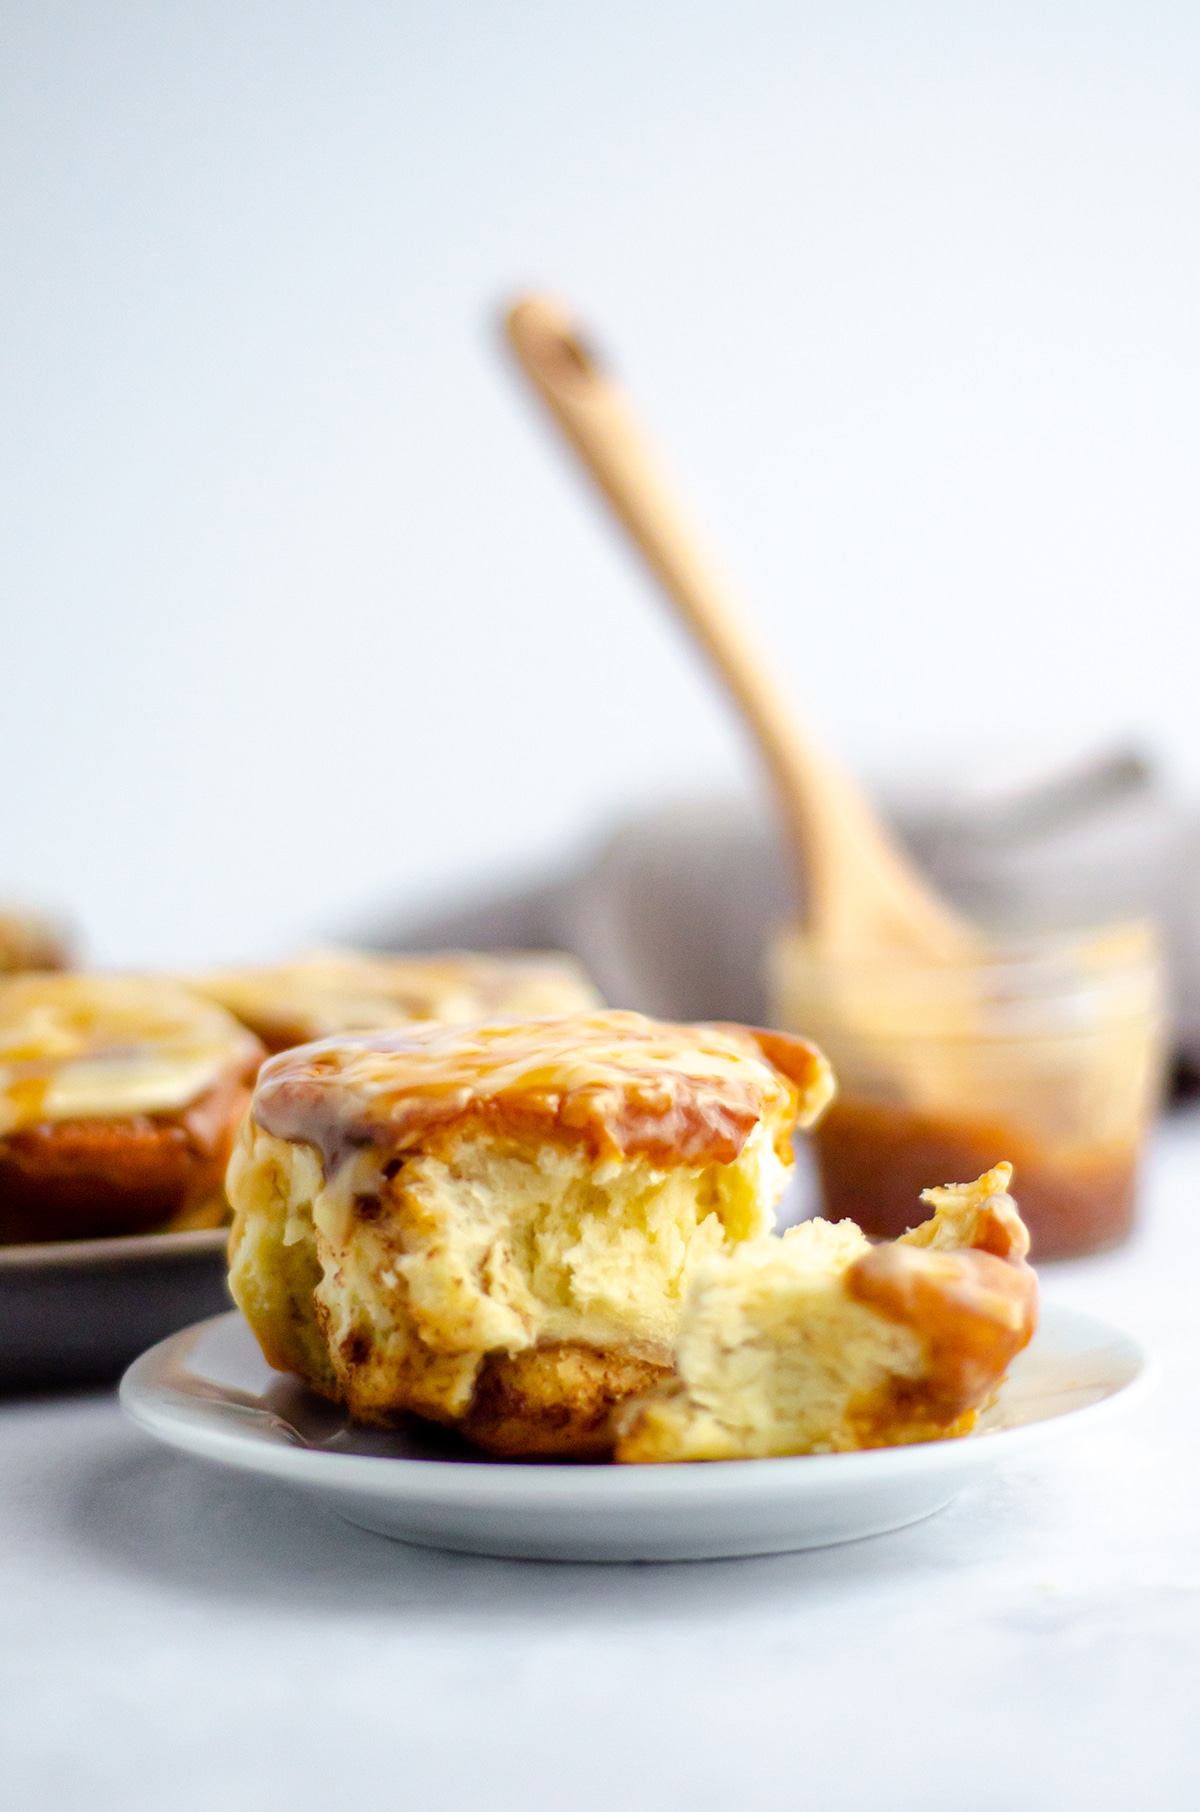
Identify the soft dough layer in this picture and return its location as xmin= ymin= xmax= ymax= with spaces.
xmin=227 ymin=1117 xmax=783 ymax=1443
xmin=226 ymin=1011 xmax=834 ymax=1456
xmin=614 ymin=1164 xmax=1037 ymax=1462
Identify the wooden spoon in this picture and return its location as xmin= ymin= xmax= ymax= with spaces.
xmin=503 ymin=294 xmax=975 ymax=964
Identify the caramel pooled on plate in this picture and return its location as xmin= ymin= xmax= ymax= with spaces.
xmin=227 ymin=1010 xmax=834 ymax=1457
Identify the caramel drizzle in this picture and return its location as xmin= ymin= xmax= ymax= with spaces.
xmin=252 ymin=1010 xmax=833 ymax=1175
xmin=846 ymin=1241 xmax=1038 ymax=1422
xmin=0 ymin=975 xmax=262 ymax=1131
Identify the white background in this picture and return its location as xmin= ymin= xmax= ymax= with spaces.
xmin=3 ymin=2 xmax=1199 ymax=966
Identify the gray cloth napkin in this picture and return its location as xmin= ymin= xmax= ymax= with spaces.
xmin=362 ymin=746 xmax=1200 ymax=1065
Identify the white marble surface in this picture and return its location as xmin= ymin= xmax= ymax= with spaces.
xmin=4 ymin=1120 xmax=1200 ymax=1812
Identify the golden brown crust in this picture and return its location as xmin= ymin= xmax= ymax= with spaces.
xmin=0 ymin=1066 xmax=255 ymax=1243
xmin=459 ymin=1344 xmax=673 ymax=1459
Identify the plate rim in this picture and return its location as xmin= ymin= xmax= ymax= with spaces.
xmin=0 ymin=1226 xmax=229 ymax=1270
xmin=119 ymin=1303 xmax=1157 ymax=1503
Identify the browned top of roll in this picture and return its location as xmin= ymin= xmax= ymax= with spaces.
xmin=252 ymin=1008 xmax=835 ymax=1173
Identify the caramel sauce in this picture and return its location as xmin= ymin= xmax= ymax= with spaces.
xmin=814 ymin=1096 xmax=1137 ymax=1259
xmin=252 ymin=1010 xmax=834 ymax=1175
xmin=847 ymin=1241 xmax=1038 ymax=1423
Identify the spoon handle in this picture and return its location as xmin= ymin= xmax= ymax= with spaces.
xmin=504 ymin=294 xmax=972 ymax=958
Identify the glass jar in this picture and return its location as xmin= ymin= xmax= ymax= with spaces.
xmin=768 ymin=922 xmax=1166 ymax=1259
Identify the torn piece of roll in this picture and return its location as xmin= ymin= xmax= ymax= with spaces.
xmin=226 ymin=1009 xmax=835 ymax=1458
xmin=0 ymin=974 xmax=264 ymax=1244
xmin=185 ymin=949 xmax=600 ymax=1055
xmin=614 ymin=1164 xmax=1037 ymax=1462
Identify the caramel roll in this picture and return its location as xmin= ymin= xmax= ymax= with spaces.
xmin=227 ymin=1010 xmax=833 ymax=1456
xmin=0 ymin=975 xmax=263 ymax=1243
xmin=185 ymin=949 xmax=600 ymax=1054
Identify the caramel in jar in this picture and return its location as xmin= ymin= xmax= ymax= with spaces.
xmin=771 ymin=923 xmax=1165 ymax=1262
xmin=812 ymin=1096 xmax=1137 ymax=1259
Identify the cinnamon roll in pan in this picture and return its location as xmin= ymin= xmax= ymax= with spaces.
xmin=185 ymin=949 xmax=600 ymax=1054
xmin=0 ymin=975 xmax=263 ymax=1244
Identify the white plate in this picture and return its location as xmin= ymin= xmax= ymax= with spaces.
xmin=120 ymin=1305 xmax=1153 ymax=1563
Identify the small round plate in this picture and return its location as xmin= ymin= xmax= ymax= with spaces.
xmin=0 ymin=1229 xmax=231 ymax=1388
xmin=119 ymin=1304 xmax=1153 ymax=1562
